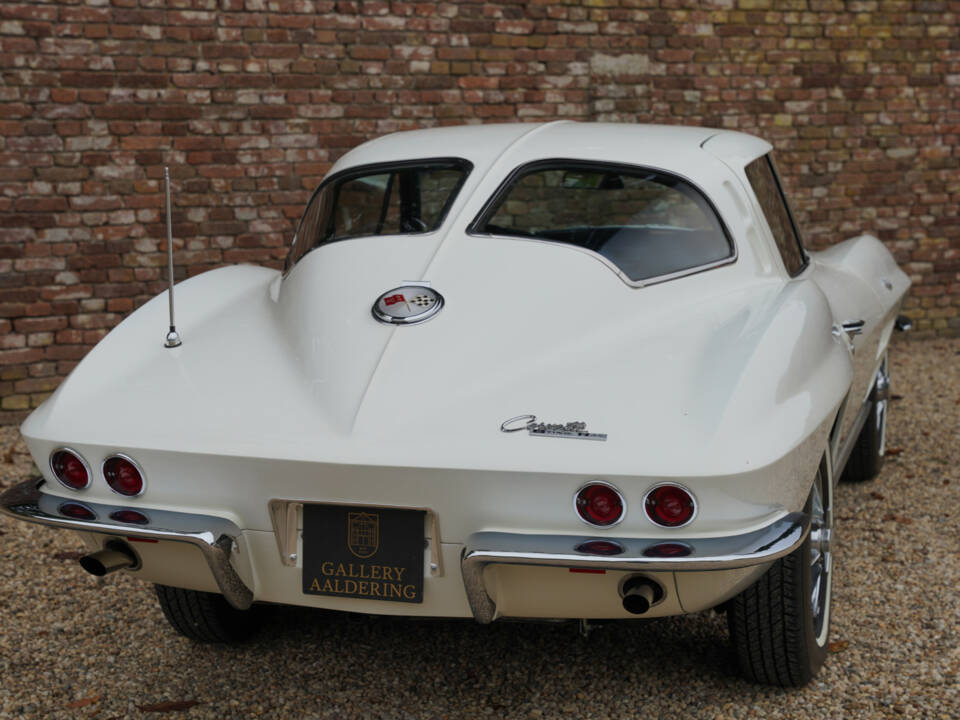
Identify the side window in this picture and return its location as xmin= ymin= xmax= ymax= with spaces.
xmin=744 ymin=155 xmax=807 ymax=276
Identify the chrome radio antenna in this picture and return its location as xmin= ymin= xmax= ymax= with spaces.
xmin=163 ymin=166 xmax=182 ymax=348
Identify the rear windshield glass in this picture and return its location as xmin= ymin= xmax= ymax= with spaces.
xmin=285 ymin=159 xmax=470 ymax=272
xmin=474 ymin=162 xmax=733 ymax=283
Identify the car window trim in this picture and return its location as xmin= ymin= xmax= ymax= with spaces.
xmin=283 ymin=157 xmax=474 ymax=275
xmin=466 ymin=158 xmax=738 ymax=289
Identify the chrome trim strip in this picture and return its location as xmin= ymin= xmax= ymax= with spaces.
xmin=460 ymin=512 xmax=810 ymax=623
xmin=268 ymin=498 xmax=445 ymax=577
xmin=0 ymin=478 xmax=253 ymax=610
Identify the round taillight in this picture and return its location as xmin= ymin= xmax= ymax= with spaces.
xmin=50 ymin=449 xmax=90 ymax=490
xmin=575 ymin=483 xmax=625 ymax=527
xmin=644 ymin=484 xmax=696 ymax=528
xmin=59 ymin=502 xmax=96 ymax=521
xmin=109 ymin=509 xmax=149 ymax=525
xmin=102 ymin=455 xmax=145 ymax=497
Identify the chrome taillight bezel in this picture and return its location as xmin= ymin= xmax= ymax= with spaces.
xmin=573 ymin=480 xmax=627 ymax=528
xmin=642 ymin=482 xmax=698 ymax=528
xmin=49 ymin=447 xmax=92 ymax=491
xmin=101 ymin=453 xmax=147 ymax=497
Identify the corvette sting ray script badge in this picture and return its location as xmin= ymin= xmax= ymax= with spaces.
xmin=500 ymin=414 xmax=608 ymax=441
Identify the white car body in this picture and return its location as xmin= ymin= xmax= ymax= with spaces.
xmin=3 ymin=123 xmax=909 ymax=681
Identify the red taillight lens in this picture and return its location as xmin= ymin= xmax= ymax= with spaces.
xmin=109 ymin=509 xmax=149 ymax=525
xmin=50 ymin=449 xmax=90 ymax=490
xmin=102 ymin=456 xmax=144 ymax=496
xmin=575 ymin=483 xmax=625 ymax=527
xmin=643 ymin=542 xmax=693 ymax=558
xmin=59 ymin=502 xmax=96 ymax=520
xmin=575 ymin=540 xmax=625 ymax=556
xmin=644 ymin=485 xmax=696 ymax=528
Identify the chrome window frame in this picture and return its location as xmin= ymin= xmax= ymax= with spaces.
xmin=467 ymin=158 xmax=738 ymax=289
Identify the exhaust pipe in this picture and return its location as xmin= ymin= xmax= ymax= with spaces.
xmin=621 ymin=576 xmax=663 ymax=615
xmin=79 ymin=541 xmax=138 ymax=576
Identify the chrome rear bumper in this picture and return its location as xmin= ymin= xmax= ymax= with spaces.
xmin=461 ymin=512 xmax=810 ymax=623
xmin=0 ymin=478 xmax=253 ymax=610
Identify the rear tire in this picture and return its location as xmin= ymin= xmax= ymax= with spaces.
xmin=842 ymin=355 xmax=889 ymax=483
xmin=727 ymin=465 xmax=832 ymax=686
xmin=155 ymin=584 xmax=262 ymax=643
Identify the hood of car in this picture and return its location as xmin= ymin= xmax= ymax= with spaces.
xmin=23 ymin=233 xmax=850 ymax=478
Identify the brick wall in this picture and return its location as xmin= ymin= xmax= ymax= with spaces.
xmin=1 ymin=0 xmax=958 ymax=424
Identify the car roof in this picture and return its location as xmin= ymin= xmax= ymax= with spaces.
xmin=329 ymin=122 xmax=771 ymax=180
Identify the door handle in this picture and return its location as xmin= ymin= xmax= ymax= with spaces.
xmin=841 ymin=320 xmax=865 ymax=336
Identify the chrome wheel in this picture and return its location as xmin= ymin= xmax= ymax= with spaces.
xmin=808 ymin=470 xmax=832 ymax=646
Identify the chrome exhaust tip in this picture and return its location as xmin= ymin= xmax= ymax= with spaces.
xmin=79 ymin=541 xmax=138 ymax=576
xmin=621 ymin=576 xmax=664 ymax=615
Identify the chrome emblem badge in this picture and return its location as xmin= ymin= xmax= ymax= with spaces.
xmin=372 ymin=285 xmax=444 ymax=325
xmin=500 ymin=414 xmax=608 ymax=441
xmin=347 ymin=511 xmax=379 ymax=559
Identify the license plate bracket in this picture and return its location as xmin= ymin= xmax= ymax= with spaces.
xmin=301 ymin=504 xmax=425 ymax=603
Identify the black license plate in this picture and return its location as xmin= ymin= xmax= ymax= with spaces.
xmin=301 ymin=504 xmax=425 ymax=603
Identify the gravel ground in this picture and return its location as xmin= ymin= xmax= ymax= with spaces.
xmin=1 ymin=337 xmax=957 ymax=720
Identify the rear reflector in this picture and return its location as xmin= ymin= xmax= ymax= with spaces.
xmin=569 ymin=568 xmax=606 ymax=574
xmin=575 ymin=540 xmax=625 ymax=556
xmin=58 ymin=502 xmax=96 ymax=521
xmin=109 ymin=509 xmax=149 ymax=525
xmin=643 ymin=542 xmax=693 ymax=558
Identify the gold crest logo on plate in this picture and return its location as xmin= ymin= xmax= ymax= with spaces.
xmin=347 ymin=511 xmax=379 ymax=559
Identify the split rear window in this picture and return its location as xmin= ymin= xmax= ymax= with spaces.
xmin=472 ymin=161 xmax=733 ymax=283
xmin=285 ymin=159 xmax=470 ymax=273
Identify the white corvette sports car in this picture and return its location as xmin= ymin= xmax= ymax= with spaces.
xmin=2 ymin=123 xmax=910 ymax=686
